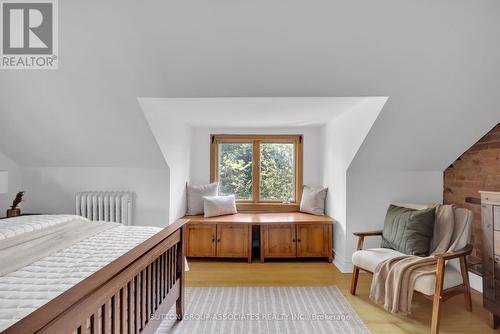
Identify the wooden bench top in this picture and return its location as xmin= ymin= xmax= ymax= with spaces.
xmin=184 ymin=212 xmax=334 ymax=225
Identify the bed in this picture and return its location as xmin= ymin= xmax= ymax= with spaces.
xmin=0 ymin=214 xmax=187 ymax=334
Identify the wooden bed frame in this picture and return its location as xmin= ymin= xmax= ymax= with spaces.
xmin=2 ymin=218 xmax=189 ymax=334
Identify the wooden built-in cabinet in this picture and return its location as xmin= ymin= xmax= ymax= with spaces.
xmin=185 ymin=213 xmax=334 ymax=263
xmin=296 ymin=224 xmax=331 ymax=258
xmin=480 ymin=191 xmax=500 ymax=329
xmin=185 ymin=224 xmax=216 ymax=257
xmin=186 ymin=223 xmax=252 ymax=262
xmin=260 ymin=223 xmax=332 ymax=261
xmin=216 ymin=224 xmax=251 ymax=259
xmin=262 ymin=224 xmax=297 ymax=258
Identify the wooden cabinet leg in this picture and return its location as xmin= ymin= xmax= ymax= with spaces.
xmin=259 ymin=226 xmax=265 ymax=263
xmin=328 ymin=224 xmax=333 ymax=262
xmin=248 ymin=226 xmax=252 ymax=263
xmin=490 ymin=313 xmax=500 ymax=329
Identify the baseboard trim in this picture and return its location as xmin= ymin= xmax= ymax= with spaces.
xmin=332 ymin=255 xmax=353 ymax=273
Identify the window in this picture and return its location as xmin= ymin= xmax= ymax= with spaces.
xmin=211 ymin=134 xmax=303 ymax=211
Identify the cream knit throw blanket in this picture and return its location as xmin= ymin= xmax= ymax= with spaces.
xmin=369 ymin=204 xmax=468 ymax=314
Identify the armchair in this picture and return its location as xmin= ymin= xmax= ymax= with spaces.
xmin=350 ymin=206 xmax=473 ymax=334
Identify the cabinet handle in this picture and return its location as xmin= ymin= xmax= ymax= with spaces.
xmin=298 ymin=239 xmax=301 ymax=242
xmin=212 ymin=237 xmax=215 ymax=243
xmin=217 ymin=239 xmax=220 ymax=243
xmin=292 ymin=239 xmax=296 ymax=242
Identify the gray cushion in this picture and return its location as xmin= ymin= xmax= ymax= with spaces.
xmin=299 ymin=185 xmax=328 ymax=216
xmin=380 ymin=205 xmax=435 ymax=256
xmin=186 ymin=182 xmax=218 ymax=215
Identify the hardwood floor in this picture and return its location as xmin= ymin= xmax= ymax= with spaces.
xmin=185 ymin=259 xmax=496 ymax=334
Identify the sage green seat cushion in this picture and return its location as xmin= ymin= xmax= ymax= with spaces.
xmin=380 ymin=205 xmax=435 ymax=256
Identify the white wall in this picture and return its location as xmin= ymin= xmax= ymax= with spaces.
xmin=336 ymin=171 xmax=443 ymax=272
xmin=19 ymin=167 xmax=170 ymax=227
xmin=140 ymin=99 xmax=192 ymax=223
xmin=0 ymin=151 xmax=22 ymax=215
xmin=190 ymin=126 xmax=324 ymax=188
xmin=321 ymin=98 xmax=386 ymax=269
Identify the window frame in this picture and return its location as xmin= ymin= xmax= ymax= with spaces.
xmin=210 ymin=134 xmax=303 ymax=212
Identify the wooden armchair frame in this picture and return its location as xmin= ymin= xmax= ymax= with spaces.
xmin=350 ymin=231 xmax=473 ymax=334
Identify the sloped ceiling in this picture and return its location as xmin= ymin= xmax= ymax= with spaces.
xmin=137 ymin=97 xmax=383 ymax=128
xmin=0 ymin=0 xmax=499 ymax=169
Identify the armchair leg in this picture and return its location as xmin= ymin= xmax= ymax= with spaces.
xmin=350 ymin=266 xmax=360 ymax=295
xmin=431 ymin=258 xmax=446 ymax=334
xmin=459 ymin=256 xmax=472 ymax=312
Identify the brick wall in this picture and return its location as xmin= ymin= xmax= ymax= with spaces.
xmin=443 ymin=123 xmax=500 ymax=268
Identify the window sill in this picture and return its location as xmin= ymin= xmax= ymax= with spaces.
xmin=236 ymin=203 xmax=300 ymax=212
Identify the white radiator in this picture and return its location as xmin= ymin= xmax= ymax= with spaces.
xmin=76 ymin=191 xmax=135 ymax=225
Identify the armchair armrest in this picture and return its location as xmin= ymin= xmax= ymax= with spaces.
xmin=353 ymin=230 xmax=383 ymax=251
xmin=353 ymin=230 xmax=383 ymax=237
xmin=434 ymin=244 xmax=473 ymax=261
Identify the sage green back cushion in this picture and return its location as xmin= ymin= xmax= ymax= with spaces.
xmin=380 ymin=205 xmax=435 ymax=256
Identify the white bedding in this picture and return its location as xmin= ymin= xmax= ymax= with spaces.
xmin=0 ymin=215 xmax=83 ymax=240
xmin=0 ymin=215 xmax=161 ymax=331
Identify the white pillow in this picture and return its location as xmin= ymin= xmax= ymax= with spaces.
xmin=186 ymin=182 xmax=218 ymax=215
xmin=300 ymin=185 xmax=328 ymax=216
xmin=203 ymin=195 xmax=237 ymax=218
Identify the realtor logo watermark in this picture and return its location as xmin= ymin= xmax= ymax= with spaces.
xmin=1 ymin=0 xmax=58 ymax=69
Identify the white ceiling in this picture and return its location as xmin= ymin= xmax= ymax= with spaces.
xmin=137 ymin=97 xmax=384 ymax=128
xmin=0 ymin=0 xmax=498 ymax=169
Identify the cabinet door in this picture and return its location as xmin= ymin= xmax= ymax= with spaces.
xmin=216 ymin=224 xmax=250 ymax=258
xmin=186 ymin=224 xmax=216 ymax=257
xmin=262 ymin=224 xmax=296 ymax=258
xmin=495 ymin=206 xmax=500 ymax=231
xmin=297 ymin=224 xmax=329 ymax=257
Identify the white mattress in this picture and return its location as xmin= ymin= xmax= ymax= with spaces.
xmin=0 ymin=214 xmax=83 ymax=240
xmin=0 ymin=215 xmax=161 ymax=331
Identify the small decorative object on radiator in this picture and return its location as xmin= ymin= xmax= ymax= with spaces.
xmin=7 ymin=191 xmax=24 ymax=218
xmin=76 ymin=191 xmax=135 ymax=225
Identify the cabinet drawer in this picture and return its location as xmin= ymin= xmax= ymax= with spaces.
xmin=495 ymin=255 xmax=500 ymax=280
xmin=495 ymin=280 xmax=500 ymax=303
xmin=495 ymin=206 xmax=500 ymax=231
xmin=495 ymin=231 xmax=500 ymax=256
xmin=482 ymin=203 xmax=496 ymax=297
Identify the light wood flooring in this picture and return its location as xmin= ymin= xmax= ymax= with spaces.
xmin=185 ymin=259 xmax=497 ymax=334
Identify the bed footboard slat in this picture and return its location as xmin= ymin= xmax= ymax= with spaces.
xmin=103 ymin=300 xmax=110 ymax=334
xmin=128 ymin=280 xmax=135 ymax=334
xmin=141 ymin=270 xmax=147 ymax=330
xmin=112 ymin=293 xmax=119 ymax=334
xmin=156 ymin=257 xmax=161 ymax=310
xmin=161 ymin=254 xmax=164 ymax=305
xmin=146 ymin=265 xmax=151 ymax=321
xmin=135 ymin=275 xmax=141 ymax=333
xmin=176 ymin=228 xmax=185 ymax=320
xmin=120 ymin=287 xmax=127 ymax=334
xmin=91 ymin=312 xmax=98 ymax=334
